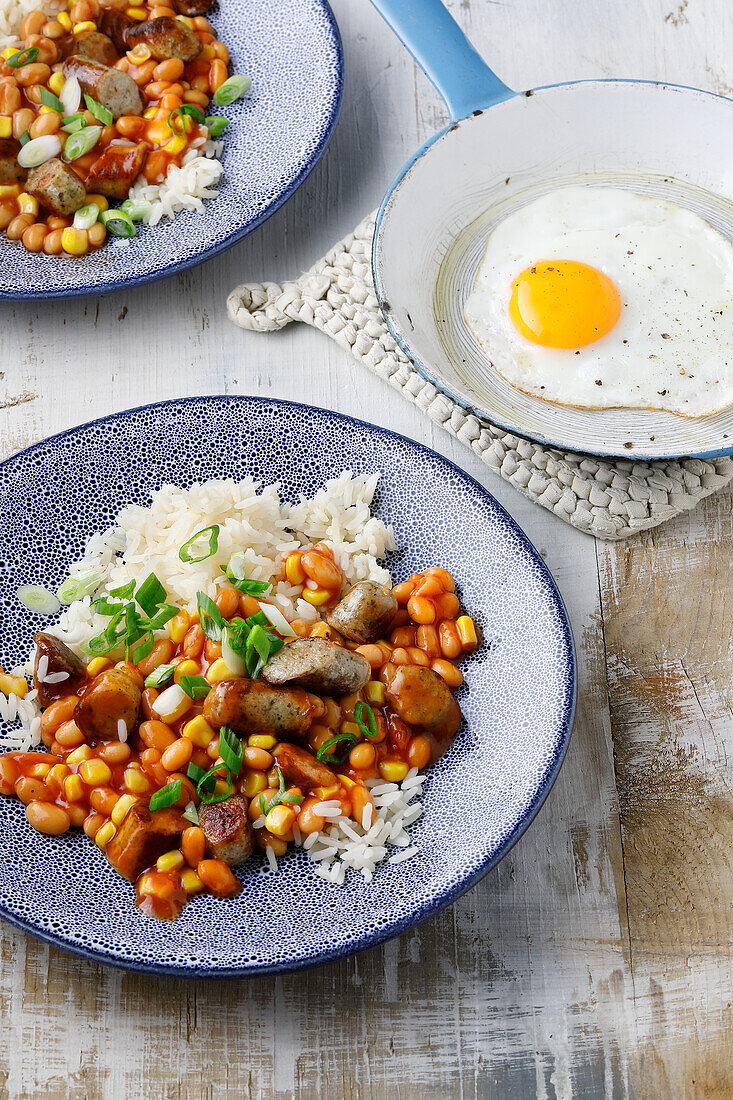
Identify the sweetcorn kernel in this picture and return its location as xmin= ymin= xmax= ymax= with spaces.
xmin=61 ymin=227 xmax=88 ymax=255
xmin=379 ymin=761 xmax=409 ymax=783
xmin=29 ymin=762 xmax=51 ymax=779
xmin=86 ymin=656 xmax=111 ymax=676
xmin=181 ymin=868 xmax=204 ymax=894
xmin=0 ymin=116 xmax=11 ymax=139
xmin=83 ymin=192 xmax=109 ymax=212
xmin=48 ymin=71 xmax=65 ymax=95
xmin=248 ymin=735 xmax=276 ymax=750
xmin=79 ymin=759 xmax=112 ymax=786
xmin=57 ymin=11 xmax=72 ymax=30
xmin=174 ymin=659 xmax=199 ymax=684
xmin=364 ymin=680 xmax=386 ymax=705
xmin=125 ymin=6 xmax=147 ymax=18
xmin=156 ymin=849 xmax=185 ymax=873
xmin=241 ymin=770 xmax=268 ymax=797
xmin=164 ymin=133 xmax=187 ymax=155
xmin=111 ymin=793 xmax=138 ymax=826
xmin=72 ymin=20 xmax=96 ymax=34
xmin=123 ymin=767 xmax=152 ymax=794
xmin=94 ymin=820 xmax=116 ymax=849
xmin=63 ymin=773 xmax=84 ymax=802
xmin=206 ymin=658 xmax=235 ymax=684
xmin=67 ymin=745 xmax=92 ymax=766
xmin=168 ymin=609 xmax=190 ymax=643
xmin=182 ymin=715 xmax=214 ymax=748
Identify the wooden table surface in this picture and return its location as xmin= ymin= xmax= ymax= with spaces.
xmin=1 ymin=1 xmax=732 ymax=1097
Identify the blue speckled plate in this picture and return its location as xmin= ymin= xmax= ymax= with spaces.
xmin=0 ymin=396 xmax=575 ymax=975
xmin=0 ymin=0 xmax=343 ymax=300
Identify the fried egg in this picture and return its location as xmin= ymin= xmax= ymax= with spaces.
xmin=463 ymin=186 xmax=733 ymax=417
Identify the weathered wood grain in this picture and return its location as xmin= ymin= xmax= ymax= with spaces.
xmin=0 ymin=0 xmax=731 ymax=1096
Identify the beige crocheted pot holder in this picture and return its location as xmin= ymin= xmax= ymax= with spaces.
xmin=227 ymin=212 xmax=733 ymax=540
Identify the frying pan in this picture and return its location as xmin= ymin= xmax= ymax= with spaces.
xmin=369 ymin=0 xmax=733 ymax=460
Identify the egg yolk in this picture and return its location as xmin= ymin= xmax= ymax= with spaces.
xmin=509 ymin=260 xmax=622 ymax=348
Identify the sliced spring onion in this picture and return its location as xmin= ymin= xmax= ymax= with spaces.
xmin=63 ymin=124 xmax=102 ymax=161
xmin=119 ymin=197 xmax=151 ymax=222
xmin=92 ymin=596 xmax=125 ymax=615
xmin=182 ymin=800 xmax=200 ymax=826
xmin=218 ymin=726 xmax=244 ymax=776
xmin=213 ymin=74 xmax=251 ymax=107
xmin=60 ymin=74 xmax=81 ymax=117
xmin=146 ymin=604 xmax=178 ymax=630
xmin=224 ymin=551 xmax=245 ymax=581
xmin=144 ymin=663 xmax=175 ymax=689
xmin=100 ymin=208 xmax=136 ymax=238
xmin=186 ymin=761 xmax=214 ymax=790
xmin=245 ymin=623 xmax=271 ymax=679
xmin=149 ymin=779 xmax=181 ymax=811
xmin=17 ymin=134 xmax=62 ymax=169
xmin=73 ymin=202 xmax=100 ymax=231
xmin=61 ymin=113 xmax=86 ymax=134
xmin=354 ymin=700 xmax=378 ymax=740
xmin=221 ymin=625 xmax=247 ymax=677
xmin=197 ymin=591 xmax=223 ymax=643
xmin=109 ymin=580 xmax=135 ymax=600
xmin=132 ymin=633 xmax=154 ymax=663
xmin=135 ymin=572 xmax=167 ymax=616
xmin=151 ymin=682 xmax=188 ymax=721
xmin=226 ymin=573 xmax=271 ymax=596
xmin=16 ymin=584 xmax=61 ymax=615
xmin=316 ymin=732 xmax=357 ymax=764
xmin=204 ymin=114 xmax=229 ymax=137
xmin=19 ymin=130 xmax=30 ymax=146
xmin=39 ymin=87 xmax=64 ymax=114
xmin=57 ymin=569 xmax=101 ymax=604
xmin=167 ymin=103 xmax=204 ymax=134
xmin=179 ymin=674 xmax=211 ymax=701
xmin=84 ymin=93 xmax=113 ymax=126
xmin=179 ymin=524 xmax=220 ymax=564
xmin=258 ymin=601 xmax=296 ymax=639
xmin=260 ymin=766 xmax=304 ymax=815
xmin=6 ymin=46 xmax=39 ymax=68
xmin=195 ymin=762 xmax=232 ymax=805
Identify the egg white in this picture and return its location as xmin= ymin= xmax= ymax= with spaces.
xmin=463 ymin=186 xmax=733 ymax=417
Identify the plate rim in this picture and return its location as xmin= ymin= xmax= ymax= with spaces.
xmin=0 ymin=394 xmax=577 ymax=976
xmin=372 ymin=78 xmax=733 ymax=463
xmin=0 ymin=0 xmax=344 ymax=302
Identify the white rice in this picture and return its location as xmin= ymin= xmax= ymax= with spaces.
xmin=0 ymin=0 xmax=63 ymax=47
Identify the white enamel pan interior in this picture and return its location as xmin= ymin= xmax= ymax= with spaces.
xmin=369 ymin=0 xmax=733 ymax=461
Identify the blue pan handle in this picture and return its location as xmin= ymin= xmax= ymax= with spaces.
xmin=369 ymin=0 xmax=514 ymax=120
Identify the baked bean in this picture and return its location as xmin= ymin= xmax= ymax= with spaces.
xmin=249 ymin=788 xmax=277 ymax=820
xmin=208 ymin=59 xmax=228 ymax=93
xmin=296 ymin=796 xmax=325 ymax=834
xmin=42 ymin=227 xmax=62 ymax=253
xmin=161 ymin=737 xmax=193 ymax=772
xmin=168 ymin=772 xmax=195 ymax=806
xmin=206 ymin=738 xmax=220 ymax=760
xmin=55 ymin=720 xmax=85 ymax=748
xmin=46 ymin=215 xmax=69 ymax=228
xmin=416 ymin=624 xmax=441 ymax=658
xmin=130 ymin=59 xmax=157 ymax=85
xmin=204 ymin=638 xmax=222 ymax=661
xmin=29 ymin=110 xmax=61 ymax=138
xmin=407 ymin=594 xmax=436 ymax=625
xmin=20 ymin=9 xmax=47 ymax=36
xmin=214 ymin=585 xmax=240 ymax=620
xmin=254 ymin=832 xmax=287 ymax=857
xmin=391 ymin=647 xmax=411 ymax=666
xmin=197 ymin=859 xmax=240 ymax=897
xmin=150 ymin=4 xmax=176 ymax=14
xmin=415 ymin=575 xmax=443 ymax=599
xmin=371 ymin=711 xmax=388 ymax=743
xmin=437 ymin=593 xmax=460 ymax=619
xmin=140 ymin=720 xmax=177 ymax=753
xmin=12 ymin=106 xmax=35 ymax=140
xmin=239 ymin=593 xmax=261 ymax=618
xmin=67 ymin=803 xmax=87 ymax=828
xmin=243 ymin=746 xmax=273 ymax=771
xmin=15 ymin=62 xmax=51 ymax=87
xmin=390 ymin=626 xmax=415 ymax=648
xmin=19 ymin=219 xmax=46 ymax=250
xmin=305 ymin=692 xmax=326 ymax=720
xmin=98 ymin=741 xmax=131 ymax=764
xmin=349 ymin=742 xmax=375 ymax=770
xmin=26 ymin=801 xmax=70 ymax=835
xmin=0 ymin=756 xmax=20 ymax=796
xmin=70 ymin=0 xmax=98 ymax=20
xmin=153 ymin=57 xmax=185 ymax=82
xmin=115 ymin=57 xmax=129 ymax=72
xmin=141 ymin=686 xmax=159 ymax=720
xmin=182 ymin=825 xmax=205 ymax=866
xmin=87 ymin=222 xmax=107 ymax=248
xmin=406 ymin=646 xmax=430 ymax=667
xmin=190 ymin=75 xmax=209 ymax=93
xmin=301 ymin=550 xmax=341 ymax=591
xmin=89 ymin=786 xmax=119 ymax=815
xmin=183 ymin=89 xmax=210 ymax=108
xmin=0 ymin=204 xmax=15 ymax=231
xmin=144 ymin=79 xmax=172 ymax=100
xmin=159 ymin=92 xmax=182 ymax=110
xmin=438 ymin=620 xmax=462 ymax=659
xmin=182 ymin=624 xmax=205 ymax=658
xmin=193 ymin=15 xmax=213 ymax=31
xmin=426 ymin=567 xmax=455 ymax=592
xmin=40 ymin=695 xmax=78 ymax=738
xmin=392 ymin=581 xmax=413 ymax=605
xmin=116 ymin=114 xmax=147 ymax=139
xmin=0 ymin=83 xmax=20 ymax=114
xmin=213 ymin=41 xmax=229 ymax=63
xmin=15 ymin=776 xmax=48 ymax=804
xmin=308 ymin=724 xmax=333 ymax=753
xmin=407 ymin=734 xmax=432 ymax=770
xmin=136 ymin=638 xmax=175 ymax=677
xmin=42 ymin=19 xmax=65 ymax=38
xmin=350 ymin=784 xmax=375 ymax=826
xmin=83 ymin=811 xmax=105 ymax=838
xmin=322 ymin=697 xmax=341 ymax=728
xmin=26 ymin=35 xmax=58 ymax=64
xmin=431 ymin=658 xmax=464 ymax=688
xmin=6 ymin=214 xmax=34 ymax=240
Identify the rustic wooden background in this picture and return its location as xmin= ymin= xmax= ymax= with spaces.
xmin=1 ymin=0 xmax=732 ymax=1097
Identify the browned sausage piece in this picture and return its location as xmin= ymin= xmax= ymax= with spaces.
xmin=385 ymin=665 xmax=462 ymax=739
xmin=273 ymin=742 xmax=337 ymax=791
xmin=63 ymin=56 xmax=143 ymax=119
xmin=97 ymin=8 xmax=136 ymax=51
xmin=74 ymin=667 xmax=141 ymax=744
xmin=70 ymin=30 xmax=119 ymax=67
xmin=33 ymin=633 xmax=86 ymax=708
xmin=203 ymin=679 xmax=313 ymax=739
xmin=25 ymin=159 xmax=85 ymax=217
xmin=106 ymin=803 xmax=185 ymax=881
xmin=262 ymin=638 xmax=370 ymax=696
xmin=85 ymin=142 xmax=146 ymax=200
xmin=199 ymin=796 xmax=254 ymax=866
xmin=173 ymin=0 xmax=214 ymax=13
xmin=125 ymin=16 xmax=202 ymax=62
xmin=0 ymin=137 xmax=27 ymax=185
xmin=326 ymin=581 xmax=398 ymax=644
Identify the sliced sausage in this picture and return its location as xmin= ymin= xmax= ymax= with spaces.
xmin=74 ymin=667 xmax=141 ymax=744
xmin=106 ymin=803 xmax=185 ymax=881
xmin=85 ymin=142 xmax=146 ymax=200
xmin=33 ymin=632 xmax=86 ymax=708
xmin=203 ymin=679 xmax=313 ymax=739
xmin=385 ymin=665 xmax=462 ymax=739
xmin=25 ymin=158 xmax=85 ymax=216
xmin=173 ymin=0 xmax=214 ymax=13
xmin=97 ymin=8 xmax=136 ymax=51
xmin=326 ymin=581 xmax=398 ymax=644
xmin=63 ymin=56 xmax=143 ymax=119
xmin=0 ymin=137 xmax=26 ymax=185
xmin=273 ymin=742 xmax=337 ymax=791
xmin=262 ymin=638 xmax=370 ymax=696
xmin=125 ymin=16 xmax=202 ymax=62
xmin=199 ymin=796 xmax=254 ymax=866
xmin=70 ymin=30 xmax=119 ymax=67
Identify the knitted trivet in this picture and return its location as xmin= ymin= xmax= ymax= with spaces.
xmin=227 ymin=212 xmax=733 ymax=540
